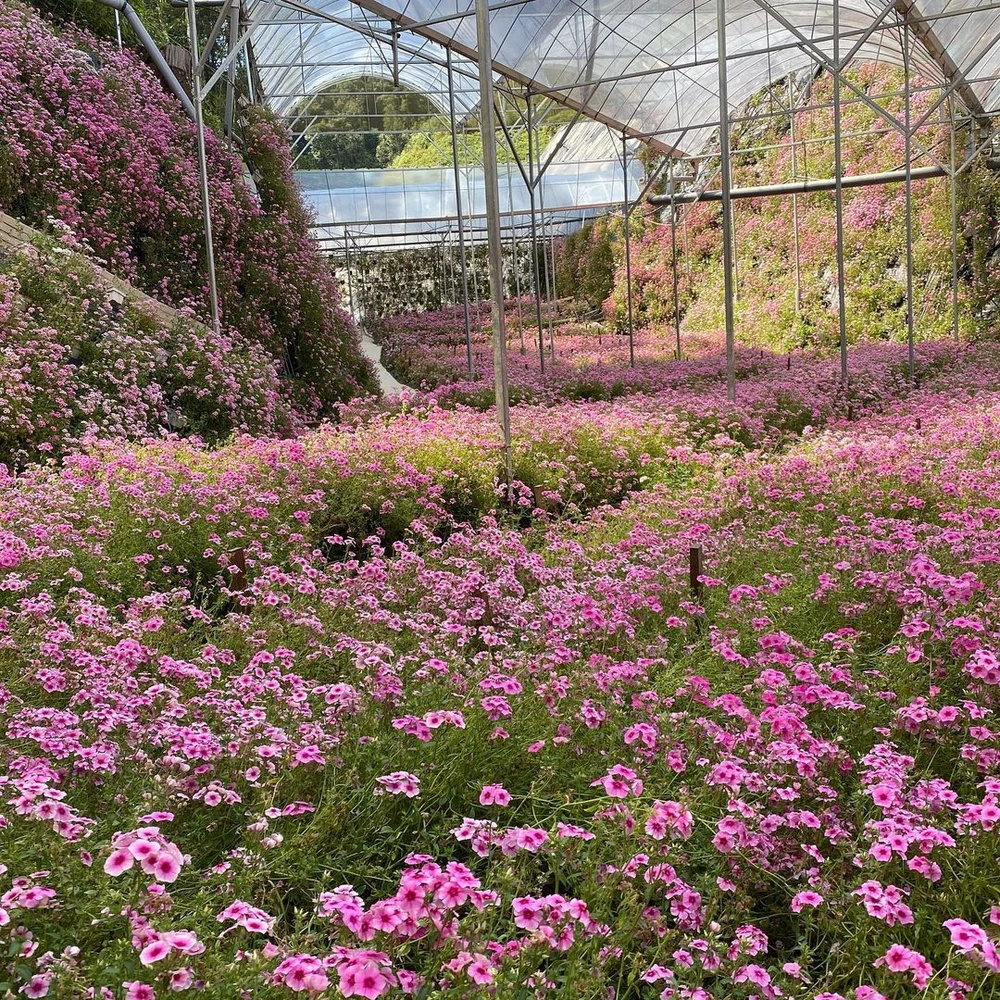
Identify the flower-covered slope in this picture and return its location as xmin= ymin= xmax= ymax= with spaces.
xmin=0 ymin=0 xmax=375 ymax=409
xmin=0 ymin=232 xmax=294 ymax=466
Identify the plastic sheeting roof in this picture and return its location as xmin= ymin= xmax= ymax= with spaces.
xmin=296 ymin=154 xmax=643 ymax=248
xmin=248 ymin=0 xmax=1000 ymax=154
xmin=249 ymin=1 xmax=481 ymax=116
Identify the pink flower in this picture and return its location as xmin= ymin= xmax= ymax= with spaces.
xmin=478 ymin=783 xmax=511 ymax=806
xmin=375 ymin=772 xmax=421 ymax=798
xmin=140 ymin=939 xmax=172 ymax=966
xmin=791 ymin=890 xmax=824 ymax=912
xmin=881 ymin=944 xmax=914 ymax=972
xmin=339 ymin=961 xmax=389 ymax=999
xmin=169 ymin=969 xmax=193 ymax=992
xmin=163 ymin=931 xmax=201 ymax=955
xmin=274 ymin=954 xmax=329 ymax=993
xmin=467 ymin=956 xmax=495 ymax=985
xmin=944 ymin=918 xmax=988 ymax=952
xmin=124 ymin=984 xmax=156 ymax=1000
xmin=153 ymin=853 xmax=181 ymax=883
xmin=733 ymin=964 xmax=771 ymax=987
xmin=129 ymin=839 xmax=159 ymax=862
xmin=104 ymin=848 xmax=134 ymax=876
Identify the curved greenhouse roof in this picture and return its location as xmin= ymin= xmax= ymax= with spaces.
xmin=250 ymin=1 xmax=482 ymax=116
xmin=247 ymin=0 xmax=999 ymax=156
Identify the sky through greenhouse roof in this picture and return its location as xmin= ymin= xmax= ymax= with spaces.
xmin=248 ymin=0 xmax=1000 ymax=156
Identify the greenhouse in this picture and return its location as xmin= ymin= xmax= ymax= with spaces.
xmin=169 ymin=0 xmax=1000 ymax=425
xmin=6 ymin=0 xmax=1000 ymax=994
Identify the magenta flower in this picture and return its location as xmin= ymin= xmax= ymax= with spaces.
xmin=103 ymin=848 xmax=134 ymax=877
xmin=790 ymin=890 xmax=824 ymax=912
xmin=478 ymin=783 xmax=511 ymax=806
xmin=139 ymin=939 xmax=171 ymax=966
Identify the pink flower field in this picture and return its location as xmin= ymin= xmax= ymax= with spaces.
xmin=3 ymin=4 xmax=1000 ymax=997
xmin=4 ymin=335 xmax=1000 ymax=1000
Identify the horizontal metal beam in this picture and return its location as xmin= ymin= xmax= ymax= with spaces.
xmin=310 ymin=197 xmax=629 ymax=229
xmin=648 ymin=164 xmax=946 ymax=204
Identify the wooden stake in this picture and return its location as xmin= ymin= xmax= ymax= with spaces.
xmin=689 ymin=544 xmax=703 ymax=601
xmin=229 ymin=547 xmax=247 ymax=592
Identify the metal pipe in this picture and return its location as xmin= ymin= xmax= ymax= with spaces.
xmin=343 ymin=228 xmax=354 ymax=315
xmin=447 ymin=49 xmax=474 ymax=379
xmin=92 ymin=0 xmax=196 ymax=120
xmin=669 ymin=160 xmax=681 ymax=360
xmin=833 ymin=0 xmax=848 ymax=384
xmin=749 ymin=0 xmax=941 ymax=166
xmin=789 ymin=75 xmax=802 ymax=314
xmin=622 ymin=133 xmax=635 ymax=368
xmin=474 ymin=0 xmax=513 ymax=488
xmin=717 ymin=0 xmax=736 ymax=404
xmin=194 ymin=0 xmax=233 ymax=77
xmin=507 ymin=165 xmax=526 ymax=353
xmin=187 ymin=0 xmax=222 ymax=334
xmin=526 ymin=90 xmax=546 ymax=372
xmin=649 ymin=165 xmax=947 ymax=204
xmin=224 ymin=0 xmax=239 ymax=145
xmin=903 ymin=34 xmax=915 ymax=380
xmin=950 ymin=101 xmax=960 ymax=342
xmin=731 ymin=200 xmax=739 ymax=302
xmin=538 ymin=181 xmax=556 ymax=359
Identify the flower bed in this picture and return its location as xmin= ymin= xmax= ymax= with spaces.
xmin=3 ymin=342 xmax=1000 ymax=997
xmin=0 ymin=234 xmax=293 ymax=466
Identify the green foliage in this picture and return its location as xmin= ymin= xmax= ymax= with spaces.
xmin=293 ymin=77 xmax=440 ymax=170
xmin=0 ymin=232 xmax=291 ymax=465
xmin=556 ymin=217 xmax=621 ymax=312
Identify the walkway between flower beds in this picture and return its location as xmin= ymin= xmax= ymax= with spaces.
xmin=360 ymin=330 xmax=409 ymax=395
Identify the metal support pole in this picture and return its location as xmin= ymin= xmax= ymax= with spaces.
xmin=343 ymin=228 xmax=354 ymax=316
xmin=538 ymin=184 xmax=556 ymax=358
xmin=717 ymin=0 xmax=736 ymax=403
xmin=447 ymin=49 xmax=474 ymax=378
xmin=224 ymin=0 xmax=239 ymax=146
xmin=622 ymin=133 xmax=635 ymax=367
xmin=950 ymin=100 xmax=960 ymax=342
xmin=474 ymin=0 xmax=513 ymax=488
xmin=547 ymin=217 xmax=556 ymax=355
xmin=731 ymin=201 xmax=739 ymax=301
xmin=448 ymin=232 xmax=458 ymax=306
xmin=526 ymin=90 xmax=546 ymax=372
xmin=114 ymin=8 xmax=123 ymax=48
xmin=506 ymin=165 xmax=526 ymax=353
xmin=833 ymin=0 xmax=849 ymax=384
xmin=187 ymin=0 xmax=222 ymax=334
xmin=470 ymin=239 xmax=481 ymax=305
xmin=439 ymin=238 xmax=447 ymax=310
xmin=789 ymin=75 xmax=802 ymax=313
xmin=669 ymin=159 xmax=682 ymax=360
xmin=903 ymin=31 xmax=915 ymax=379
